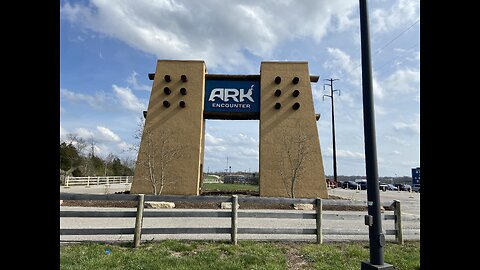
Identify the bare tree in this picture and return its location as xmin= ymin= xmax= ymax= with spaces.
xmin=104 ymin=153 xmax=115 ymax=176
xmin=134 ymin=117 xmax=182 ymax=195
xmin=279 ymin=129 xmax=309 ymax=198
xmin=129 ymin=116 xmax=145 ymax=155
xmin=84 ymin=137 xmax=98 ymax=176
xmin=65 ymin=133 xmax=88 ymax=155
xmin=87 ymin=137 xmax=97 ymax=157
xmin=121 ymin=156 xmax=136 ymax=172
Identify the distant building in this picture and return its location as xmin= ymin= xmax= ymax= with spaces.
xmin=223 ymin=174 xmax=258 ymax=185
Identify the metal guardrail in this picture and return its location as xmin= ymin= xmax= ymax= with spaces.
xmin=60 ymin=193 xmax=404 ymax=247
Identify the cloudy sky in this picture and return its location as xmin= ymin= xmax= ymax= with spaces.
xmin=60 ymin=0 xmax=420 ymax=177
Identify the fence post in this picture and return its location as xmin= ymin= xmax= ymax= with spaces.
xmin=65 ymin=176 xmax=69 ymax=187
xmin=316 ymin=198 xmax=323 ymax=244
xmin=393 ymin=200 xmax=403 ymax=244
xmin=134 ymin=194 xmax=145 ymax=248
xmin=86 ymin=176 xmax=90 ymax=187
xmin=231 ymin=195 xmax=238 ymax=245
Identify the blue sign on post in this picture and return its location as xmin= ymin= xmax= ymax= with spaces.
xmin=411 ymin=167 xmax=420 ymax=186
xmin=204 ymin=80 xmax=260 ymax=114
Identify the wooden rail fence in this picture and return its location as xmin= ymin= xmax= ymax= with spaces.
xmin=60 ymin=193 xmax=406 ymax=247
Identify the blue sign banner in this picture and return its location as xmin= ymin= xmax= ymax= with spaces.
xmin=204 ymin=80 xmax=260 ymax=113
xmin=411 ymin=167 xmax=420 ymax=185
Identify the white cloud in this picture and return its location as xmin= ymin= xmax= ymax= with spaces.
xmin=60 ymin=125 xmax=68 ymax=141
xmin=239 ymin=148 xmax=259 ymax=157
xmin=61 ymin=88 xmax=107 ymax=109
xmin=61 ymin=85 xmax=146 ymax=112
xmin=324 ymin=47 xmax=361 ymax=85
xmin=127 ymin=71 xmax=151 ymax=91
xmin=74 ymin=127 xmax=95 ymax=138
xmin=324 ymin=47 xmax=384 ymax=99
xmin=230 ymin=133 xmax=258 ymax=145
xmin=60 ymin=0 xmax=358 ymax=71
xmin=337 ymin=149 xmax=365 ymax=159
xmin=392 ymin=114 xmax=419 ymax=135
xmin=117 ymin=141 xmax=133 ymax=152
xmin=371 ymin=0 xmax=420 ymax=33
xmin=205 ymin=133 xmax=225 ymax=145
xmin=384 ymin=135 xmax=410 ymax=146
xmin=374 ymin=104 xmax=388 ymax=116
xmin=205 ymin=145 xmax=227 ymax=154
xmin=383 ymin=68 xmax=419 ymax=95
xmin=112 ymin=84 xmax=147 ymax=111
xmin=324 ymin=147 xmax=364 ymax=159
xmin=96 ymin=126 xmax=121 ymax=142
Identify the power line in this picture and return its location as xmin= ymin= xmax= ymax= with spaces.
xmin=374 ymin=18 xmax=420 ymax=55
xmin=353 ymin=20 xmax=420 ymax=73
xmin=374 ymin=41 xmax=419 ymax=73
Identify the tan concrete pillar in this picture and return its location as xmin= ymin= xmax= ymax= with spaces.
xmin=259 ymin=61 xmax=328 ymax=198
xmin=131 ymin=60 xmax=206 ymax=195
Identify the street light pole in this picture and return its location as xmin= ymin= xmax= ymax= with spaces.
xmin=359 ymin=0 xmax=393 ymax=269
xmin=323 ymin=79 xmax=340 ymax=186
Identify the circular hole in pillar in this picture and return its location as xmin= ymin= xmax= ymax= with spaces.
xmin=292 ymin=77 xmax=299 ymax=84
xmin=275 ymin=103 xmax=281 ymax=109
xmin=180 ymin=88 xmax=187 ymax=95
xmin=274 ymin=76 xmax=281 ymax=84
xmin=163 ymin=100 xmax=170 ymax=108
xmin=181 ymin=74 xmax=188 ymax=82
xmin=164 ymin=87 xmax=171 ymax=95
xmin=292 ymin=90 xmax=300 ymax=97
xmin=274 ymin=89 xmax=282 ymax=96
xmin=179 ymin=101 xmax=186 ymax=108
xmin=292 ymin=102 xmax=300 ymax=110
xmin=164 ymin=75 xmax=171 ymax=82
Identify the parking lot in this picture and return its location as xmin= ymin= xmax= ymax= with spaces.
xmin=328 ymin=187 xmax=420 ymax=216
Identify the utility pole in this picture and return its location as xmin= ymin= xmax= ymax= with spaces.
xmin=226 ymin=156 xmax=229 ymax=173
xmin=323 ymin=79 xmax=340 ymax=186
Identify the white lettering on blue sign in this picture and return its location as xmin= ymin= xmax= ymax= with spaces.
xmin=211 ymin=103 xmax=251 ymax=108
xmin=208 ymin=84 xmax=255 ymax=103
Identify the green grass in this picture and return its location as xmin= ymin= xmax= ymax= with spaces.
xmin=60 ymin=240 xmax=420 ymax=270
xmin=60 ymin=240 xmax=285 ymax=270
xmin=301 ymin=241 xmax=420 ymax=270
xmin=202 ymin=183 xmax=259 ymax=192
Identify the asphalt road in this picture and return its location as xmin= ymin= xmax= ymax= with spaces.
xmin=60 ymin=186 xmax=419 ymax=243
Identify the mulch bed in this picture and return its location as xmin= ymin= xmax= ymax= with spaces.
xmin=61 ymin=193 xmax=368 ymax=211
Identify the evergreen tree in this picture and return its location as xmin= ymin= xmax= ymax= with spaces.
xmin=60 ymin=142 xmax=82 ymax=173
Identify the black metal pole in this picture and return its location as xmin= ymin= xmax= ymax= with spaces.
xmin=359 ymin=0 xmax=393 ymax=269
